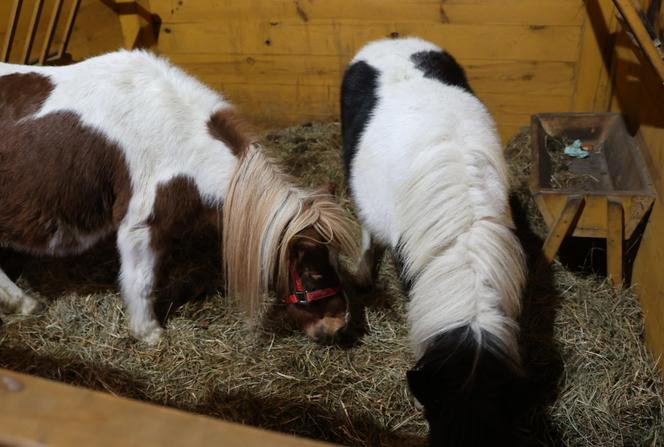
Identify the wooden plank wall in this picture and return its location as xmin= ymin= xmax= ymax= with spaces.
xmin=609 ymin=24 xmax=664 ymax=381
xmin=145 ymin=0 xmax=592 ymax=141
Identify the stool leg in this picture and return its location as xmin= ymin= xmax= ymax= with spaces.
xmin=541 ymin=195 xmax=585 ymax=265
xmin=607 ymin=198 xmax=624 ymax=288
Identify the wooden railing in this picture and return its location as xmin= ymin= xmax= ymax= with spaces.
xmin=1 ymin=0 xmax=81 ymax=65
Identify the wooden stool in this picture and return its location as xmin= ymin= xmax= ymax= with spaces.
xmin=530 ymin=113 xmax=655 ymax=288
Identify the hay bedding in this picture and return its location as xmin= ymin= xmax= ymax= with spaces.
xmin=1 ymin=123 xmax=663 ymax=447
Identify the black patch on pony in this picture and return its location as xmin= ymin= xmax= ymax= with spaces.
xmin=410 ymin=50 xmax=473 ymax=94
xmin=407 ymin=326 xmax=529 ymax=446
xmin=340 ymin=60 xmax=379 ymax=179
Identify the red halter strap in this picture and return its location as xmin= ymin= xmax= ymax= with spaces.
xmin=285 ymin=261 xmax=342 ymax=305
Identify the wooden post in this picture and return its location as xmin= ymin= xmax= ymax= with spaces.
xmin=22 ymin=0 xmax=45 ymax=64
xmin=1 ymin=0 xmax=24 ymax=62
xmin=39 ymin=0 xmax=64 ymax=65
xmin=607 ymin=198 xmax=624 ymax=287
xmin=541 ymin=195 xmax=585 ymax=265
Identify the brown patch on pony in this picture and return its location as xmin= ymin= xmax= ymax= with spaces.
xmin=148 ymin=176 xmax=211 ymax=251
xmin=148 ymin=176 xmax=221 ymax=321
xmin=0 ymin=111 xmax=131 ymax=254
xmin=207 ymin=108 xmax=255 ymax=156
xmin=0 ymin=73 xmax=54 ymax=122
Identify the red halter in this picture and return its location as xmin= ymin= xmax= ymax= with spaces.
xmin=284 ymin=261 xmax=343 ymax=305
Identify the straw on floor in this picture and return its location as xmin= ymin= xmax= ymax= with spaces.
xmin=1 ymin=123 xmax=662 ymax=447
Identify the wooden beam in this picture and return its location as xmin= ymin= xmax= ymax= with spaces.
xmin=607 ymin=197 xmax=624 ymax=287
xmin=0 ymin=369 xmax=337 ymax=447
xmin=573 ymin=0 xmax=619 ymax=111
xmin=613 ymin=0 xmax=664 ymax=84
xmin=1 ymin=0 xmax=23 ymax=62
xmin=540 ymin=195 xmax=585 ymax=264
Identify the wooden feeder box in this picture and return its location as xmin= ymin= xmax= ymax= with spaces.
xmin=529 ymin=112 xmax=656 ymax=286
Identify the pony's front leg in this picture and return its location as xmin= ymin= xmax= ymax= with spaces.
xmin=355 ymin=228 xmax=385 ymax=291
xmin=117 ymin=224 xmax=162 ymax=345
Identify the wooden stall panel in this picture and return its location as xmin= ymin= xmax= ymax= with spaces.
xmin=149 ymin=0 xmax=587 ymax=140
xmin=158 ymin=22 xmax=581 ymax=61
xmin=151 ymin=0 xmax=585 ymax=26
xmin=610 ymin=24 xmax=664 ymax=381
xmin=0 ymin=369 xmax=337 ymax=447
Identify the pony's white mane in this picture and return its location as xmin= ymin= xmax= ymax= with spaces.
xmin=398 ymin=127 xmax=527 ymax=361
xmin=222 ymin=144 xmax=358 ymax=315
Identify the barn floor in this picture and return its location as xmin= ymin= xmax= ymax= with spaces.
xmin=1 ymin=124 xmax=663 ymax=446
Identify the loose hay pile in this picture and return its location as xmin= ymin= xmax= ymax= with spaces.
xmin=1 ymin=124 xmax=663 ymax=446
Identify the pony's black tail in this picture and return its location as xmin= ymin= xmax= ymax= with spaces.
xmin=407 ymin=326 xmax=529 ymax=446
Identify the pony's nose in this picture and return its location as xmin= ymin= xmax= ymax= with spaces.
xmin=305 ymin=316 xmax=347 ymax=344
xmin=312 ymin=326 xmax=336 ymax=345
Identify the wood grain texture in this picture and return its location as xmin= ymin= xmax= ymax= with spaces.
xmin=613 ymin=0 xmax=664 ymax=84
xmin=572 ymin=0 xmax=618 ymax=111
xmin=611 ymin=24 xmax=664 ymax=382
xmin=151 ymin=0 xmax=584 ymax=26
xmin=158 ymin=21 xmax=581 ymax=62
xmin=607 ymin=197 xmax=624 ymax=287
xmin=0 ymin=368 xmax=337 ymax=447
xmin=141 ymin=0 xmax=591 ymax=141
xmin=540 ymin=195 xmax=585 ymax=264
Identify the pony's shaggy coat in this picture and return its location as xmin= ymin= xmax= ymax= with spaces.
xmin=341 ymin=37 xmax=527 ymax=444
xmin=0 ymin=50 xmax=357 ymax=343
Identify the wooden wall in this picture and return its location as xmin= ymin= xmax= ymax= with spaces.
xmin=142 ymin=0 xmax=597 ymax=141
xmin=608 ymin=22 xmax=664 ymax=381
xmin=2 ymin=0 xmax=613 ymax=142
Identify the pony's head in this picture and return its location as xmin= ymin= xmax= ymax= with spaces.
xmin=407 ymin=327 xmax=529 ymax=445
xmin=223 ymin=145 xmax=358 ymax=343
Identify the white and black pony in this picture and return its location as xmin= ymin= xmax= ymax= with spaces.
xmin=341 ymin=37 xmax=528 ymax=445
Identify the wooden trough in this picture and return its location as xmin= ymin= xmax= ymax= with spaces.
xmin=530 ymin=112 xmax=656 ymax=286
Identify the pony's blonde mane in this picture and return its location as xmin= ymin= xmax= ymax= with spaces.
xmin=222 ymin=144 xmax=358 ymax=315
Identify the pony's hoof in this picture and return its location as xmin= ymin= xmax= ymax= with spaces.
xmin=19 ymin=296 xmax=42 ymax=315
xmin=131 ymin=322 xmax=164 ymax=346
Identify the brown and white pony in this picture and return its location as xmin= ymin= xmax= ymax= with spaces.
xmin=0 ymin=50 xmax=357 ymax=344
